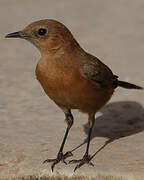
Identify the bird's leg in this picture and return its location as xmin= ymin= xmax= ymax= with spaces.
xmin=69 ymin=113 xmax=95 ymax=172
xmin=43 ymin=109 xmax=73 ymax=172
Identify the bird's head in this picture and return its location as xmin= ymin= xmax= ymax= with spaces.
xmin=5 ymin=19 xmax=80 ymax=56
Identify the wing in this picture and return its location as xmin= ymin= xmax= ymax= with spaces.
xmin=81 ymin=54 xmax=118 ymax=88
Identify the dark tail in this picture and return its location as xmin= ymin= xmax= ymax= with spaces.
xmin=118 ymin=80 xmax=143 ymax=90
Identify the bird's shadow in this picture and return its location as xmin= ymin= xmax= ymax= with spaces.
xmin=71 ymin=101 xmax=144 ymax=160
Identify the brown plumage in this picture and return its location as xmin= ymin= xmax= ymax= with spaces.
xmin=5 ymin=19 xmax=143 ymax=172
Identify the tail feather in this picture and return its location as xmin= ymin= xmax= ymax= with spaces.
xmin=118 ymin=80 xmax=143 ymax=90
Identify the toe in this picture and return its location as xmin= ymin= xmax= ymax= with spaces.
xmin=88 ymin=161 xmax=94 ymax=167
xmin=51 ymin=161 xmax=58 ymax=172
xmin=43 ymin=158 xmax=56 ymax=164
xmin=72 ymin=154 xmax=94 ymax=171
xmin=74 ymin=162 xmax=83 ymax=172
xmin=64 ymin=151 xmax=73 ymax=158
xmin=69 ymin=159 xmax=81 ymax=164
xmin=62 ymin=159 xmax=67 ymax=164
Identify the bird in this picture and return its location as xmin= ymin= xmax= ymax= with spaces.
xmin=5 ymin=19 xmax=143 ymax=172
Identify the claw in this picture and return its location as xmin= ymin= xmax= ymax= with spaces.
xmin=71 ymin=154 xmax=94 ymax=171
xmin=74 ymin=163 xmax=83 ymax=172
xmin=89 ymin=162 xmax=94 ymax=167
xmin=74 ymin=165 xmax=78 ymax=172
xmin=62 ymin=159 xmax=67 ymax=164
xmin=51 ymin=161 xmax=57 ymax=172
xmin=43 ymin=151 xmax=73 ymax=171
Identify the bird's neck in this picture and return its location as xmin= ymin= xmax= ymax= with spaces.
xmin=41 ymin=38 xmax=84 ymax=60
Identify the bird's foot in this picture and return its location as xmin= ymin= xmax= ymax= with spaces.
xmin=43 ymin=151 xmax=73 ymax=172
xmin=69 ymin=154 xmax=94 ymax=172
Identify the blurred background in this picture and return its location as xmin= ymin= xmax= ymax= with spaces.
xmin=0 ymin=0 xmax=144 ymax=177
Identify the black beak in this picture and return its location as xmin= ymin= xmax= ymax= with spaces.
xmin=5 ymin=31 xmax=28 ymax=39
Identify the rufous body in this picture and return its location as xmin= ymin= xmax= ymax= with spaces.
xmin=5 ymin=19 xmax=142 ymax=172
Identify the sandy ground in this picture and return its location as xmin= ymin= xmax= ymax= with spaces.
xmin=0 ymin=0 xmax=144 ymax=179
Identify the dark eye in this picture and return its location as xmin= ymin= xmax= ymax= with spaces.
xmin=38 ymin=28 xmax=47 ymax=36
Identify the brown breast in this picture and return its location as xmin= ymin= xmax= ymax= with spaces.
xmin=35 ymin=58 xmax=114 ymax=113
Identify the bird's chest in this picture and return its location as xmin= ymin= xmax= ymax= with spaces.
xmin=35 ymin=59 xmax=114 ymax=111
xmin=35 ymin=59 xmax=79 ymax=106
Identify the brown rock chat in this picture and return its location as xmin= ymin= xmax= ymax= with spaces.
xmin=5 ymin=19 xmax=143 ymax=172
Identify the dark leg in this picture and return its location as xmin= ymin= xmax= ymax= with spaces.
xmin=43 ymin=109 xmax=73 ymax=172
xmin=69 ymin=113 xmax=95 ymax=171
